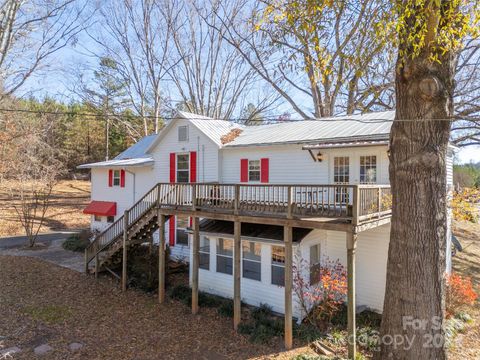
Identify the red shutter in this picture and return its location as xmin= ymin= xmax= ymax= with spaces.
xmin=108 ymin=170 xmax=113 ymax=187
xmin=240 ymin=159 xmax=248 ymax=182
xmin=190 ymin=151 xmax=197 ymax=183
xmin=169 ymin=153 xmax=176 ymax=183
xmin=261 ymin=158 xmax=269 ymax=183
xmin=169 ymin=216 xmax=175 ymax=246
xmin=120 ymin=170 xmax=125 ymax=187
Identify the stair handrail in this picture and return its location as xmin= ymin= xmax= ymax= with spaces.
xmin=85 ymin=183 xmax=178 ymax=266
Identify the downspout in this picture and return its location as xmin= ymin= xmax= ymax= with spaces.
xmin=202 ymin=144 xmax=205 ymax=182
xmin=124 ymin=168 xmax=136 ymax=204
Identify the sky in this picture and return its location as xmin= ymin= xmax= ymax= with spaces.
xmin=16 ymin=5 xmax=480 ymax=165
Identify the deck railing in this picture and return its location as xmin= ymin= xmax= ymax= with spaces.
xmin=85 ymin=182 xmax=392 ymax=266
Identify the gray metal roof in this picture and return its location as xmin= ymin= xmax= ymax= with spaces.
xmin=115 ymin=134 xmax=157 ymax=159
xmin=77 ymin=158 xmax=154 ymax=169
xmin=177 ymin=111 xmax=244 ymax=147
xmin=225 ymin=111 xmax=394 ymax=147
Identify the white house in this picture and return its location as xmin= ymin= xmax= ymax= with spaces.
xmin=79 ymin=110 xmax=454 ymax=323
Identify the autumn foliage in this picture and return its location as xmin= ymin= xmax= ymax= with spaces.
xmin=446 ymin=273 xmax=478 ymax=317
xmin=451 ymin=188 xmax=480 ymax=222
xmin=293 ymin=257 xmax=347 ymax=328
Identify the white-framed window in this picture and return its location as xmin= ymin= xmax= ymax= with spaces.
xmin=176 ymin=216 xmax=189 ymax=246
xmin=310 ymin=244 xmax=321 ymax=285
xmin=360 ymin=155 xmax=377 ymax=184
xmin=248 ymin=160 xmax=261 ymax=182
xmin=107 ymin=216 xmax=115 ymax=223
xmin=199 ymin=236 xmax=210 ymax=270
xmin=94 ymin=215 xmax=102 ymax=222
xmin=216 ymin=238 xmax=233 ymax=275
xmin=242 ymin=241 xmax=261 ymax=281
xmin=334 ymin=156 xmax=350 ymax=203
xmin=176 ymin=154 xmax=190 ymax=183
xmin=271 ymin=246 xmax=285 ymax=286
xmin=178 ymin=125 xmax=188 ymax=142
xmin=112 ymin=170 xmax=121 ymax=186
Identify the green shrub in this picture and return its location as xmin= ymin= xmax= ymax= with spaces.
xmin=198 ymin=292 xmax=224 ymax=308
xmin=217 ymin=300 xmax=234 ymax=318
xmin=294 ymin=323 xmax=322 ymax=342
xmin=62 ymin=230 xmax=91 ymax=252
xmin=169 ymin=284 xmax=191 ymax=305
xmin=128 ymin=245 xmax=171 ymax=292
xmin=356 ymin=326 xmax=379 ymax=352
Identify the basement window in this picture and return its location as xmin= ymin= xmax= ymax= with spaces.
xmin=216 ymin=238 xmax=233 ymax=275
xmin=242 ymin=241 xmax=261 ymax=281
xmin=199 ymin=236 xmax=210 ymax=270
xmin=176 ymin=216 xmax=189 ymax=246
xmin=271 ymin=246 xmax=285 ymax=286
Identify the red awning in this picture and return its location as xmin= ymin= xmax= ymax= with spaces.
xmin=83 ymin=201 xmax=117 ymax=216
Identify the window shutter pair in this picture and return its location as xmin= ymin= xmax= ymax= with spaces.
xmin=169 ymin=152 xmax=197 ymax=183
xmin=240 ymin=158 xmax=269 ymax=183
xmin=108 ymin=169 xmax=125 ymax=188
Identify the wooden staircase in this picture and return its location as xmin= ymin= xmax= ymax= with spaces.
xmin=85 ymin=184 xmax=170 ymax=274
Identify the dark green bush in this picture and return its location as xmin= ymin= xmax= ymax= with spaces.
xmin=294 ymin=323 xmax=323 ymax=342
xmin=169 ymin=284 xmax=191 ymax=305
xmin=62 ymin=230 xmax=91 ymax=252
xmin=128 ymin=244 xmax=170 ymax=293
xmin=217 ymin=299 xmax=234 ymax=318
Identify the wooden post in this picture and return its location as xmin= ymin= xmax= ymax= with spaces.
xmin=287 ymin=186 xmax=293 ymax=219
xmin=234 ymin=184 xmax=240 ymax=215
xmin=284 ymin=225 xmax=293 ymax=350
xmin=192 ymin=184 xmax=197 ymax=210
xmin=158 ymin=212 xmax=166 ymax=304
xmin=95 ymin=252 xmax=99 ymax=279
xmin=122 ymin=210 xmax=129 ymax=292
xmin=191 ymin=216 xmax=200 ymax=314
xmin=233 ymin=221 xmax=241 ymax=330
xmin=352 ymin=185 xmax=360 ymax=225
xmin=347 ymin=231 xmax=357 ymax=359
xmin=377 ymin=187 xmax=382 ymax=216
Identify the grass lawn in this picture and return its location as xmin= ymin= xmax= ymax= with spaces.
xmin=0 ymin=180 xmax=91 ymax=237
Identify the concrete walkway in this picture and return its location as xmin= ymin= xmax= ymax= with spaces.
xmin=0 ymin=232 xmax=85 ymax=272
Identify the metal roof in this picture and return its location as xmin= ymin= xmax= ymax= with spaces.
xmin=78 ymin=135 xmax=156 ymax=169
xmin=225 ymin=111 xmax=394 ymax=147
xmin=77 ymin=158 xmax=154 ymax=169
xmin=197 ymin=219 xmax=312 ymax=243
xmin=177 ymin=111 xmax=244 ymax=147
xmin=114 ymin=134 xmax=156 ymax=160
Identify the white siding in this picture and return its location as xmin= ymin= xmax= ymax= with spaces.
xmin=189 ymin=225 xmax=390 ymax=320
xmin=220 ymin=144 xmax=390 ymax=184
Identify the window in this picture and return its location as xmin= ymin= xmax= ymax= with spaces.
xmin=216 ymin=238 xmax=233 ymax=275
xmin=176 ymin=216 xmax=189 ymax=246
xmin=94 ymin=215 xmax=102 ymax=222
xmin=360 ymin=156 xmax=377 ymax=184
xmin=176 ymin=154 xmax=190 ymax=183
xmin=112 ymin=170 xmax=121 ymax=186
xmin=107 ymin=216 xmax=115 ymax=223
xmin=334 ymin=157 xmax=350 ymax=203
xmin=178 ymin=125 xmax=188 ymax=141
xmin=248 ymin=160 xmax=261 ymax=182
xmin=271 ymin=246 xmax=285 ymax=286
xmin=310 ymin=244 xmax=321 ymax=285
xmin=242 ymin=241 xmax=261 ymax=281
xmin=199 ymin=236 xmax=210 ymax=270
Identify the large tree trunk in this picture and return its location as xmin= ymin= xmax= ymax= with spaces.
xmin=376 ymin=10 xmax=455 ymax=360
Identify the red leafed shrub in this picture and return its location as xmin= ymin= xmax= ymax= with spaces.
xmin=446 ymin=273 xmax=478 ymax=317
xmin=293 ymin=257 xmax=347 ymax=328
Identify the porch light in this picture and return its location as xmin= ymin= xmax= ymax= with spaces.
xmin=316 ymin=151 xmax=324 ymax=162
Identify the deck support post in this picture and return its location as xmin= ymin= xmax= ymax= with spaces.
xmin=122 ymin=210 xmax=129 ymax=292
xmin=233 ymin=221 xmax=241 ymax=330
xmin=95 ymin=253 xmax=99 ymax=279
xmin=191 ymin=216 xmax=200 ymax=314
xmin=347 ymin=231 xmax=357 ymax=359
xmin=284 ymin=225 xmax=293 ymax=350
xmin=158 ymin=212 xmax=166 ymax=304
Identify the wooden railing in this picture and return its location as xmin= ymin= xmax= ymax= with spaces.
xmin=85 ymin=183 xmax=392 ymax=268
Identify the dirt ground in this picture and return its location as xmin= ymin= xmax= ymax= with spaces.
xmin=0 ymin=180 xmax=90 ymax=237
xmin=0 ymin=220 xmax=477 ymax=359
xmin=0 ymin=256 xmax=308 ymax=360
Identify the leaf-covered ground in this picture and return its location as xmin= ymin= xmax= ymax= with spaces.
xmin=0 ymin=255 xmax=305 ymax=359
